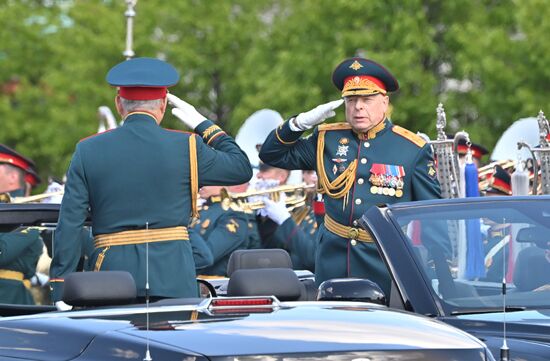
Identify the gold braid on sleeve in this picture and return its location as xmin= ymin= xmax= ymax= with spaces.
xmin=189 ymin=135 xmax=199 ymax=219
xmin=316 ymin=130 xmax=357 ymax=199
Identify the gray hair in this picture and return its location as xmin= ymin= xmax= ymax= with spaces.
xmin=119 ymin=98 xmax=164 ymax=113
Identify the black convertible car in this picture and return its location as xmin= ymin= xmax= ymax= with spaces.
xmin=352 ymin=195 xmax=550 ymax=361
xmin=0 ymin=203 xmax=494 ymax=360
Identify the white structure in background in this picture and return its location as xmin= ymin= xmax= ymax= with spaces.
xmin=491 ymin=117 xmax=539 ymax=161
xmin=236 ymin=109 xmax=303 ymax=185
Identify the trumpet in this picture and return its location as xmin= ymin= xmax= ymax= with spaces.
xmin=221 ymin=183 xmax=315 ymax=212
xmin=0 ymin=191 xmax=64 ymax=204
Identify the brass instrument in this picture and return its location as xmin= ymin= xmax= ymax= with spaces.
xmin=221 ymin=183 xmax=315 ymax=212
xmin=477 ymin=159 xmax=516 ymax=191
xmin=0 ymin=191 xmax=64 ymax=204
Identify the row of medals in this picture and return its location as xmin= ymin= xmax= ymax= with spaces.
xmin=369 ymin=174 xmax=404 ymax=198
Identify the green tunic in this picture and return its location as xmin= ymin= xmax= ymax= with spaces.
xmin=50 ymin=114 xmax=252 ymax=301
xmin=0 ymin=229 xmax=42 ymax=305
xmin=192 ymin=198 xmax=249 ymax=276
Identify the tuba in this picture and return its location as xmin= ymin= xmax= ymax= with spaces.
xmin=429 ymin=103 xmax=470 ymax=199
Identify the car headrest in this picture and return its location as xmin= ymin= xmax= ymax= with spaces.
xmin=63 ymin=271 xmax=137 ymax=307
xmin=226 ymin=249 xmax=293 ymax=277
xmin=513 ymin=247 xmax=550 ymax=291
xmin=227 ymin=268 xmax=302 ymax=301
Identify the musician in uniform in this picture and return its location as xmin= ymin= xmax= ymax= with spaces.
xmin=50 ymin=57 xmax=252 ymax=305
xmin=259 ymin=57 xmax=441 ymax=293
xmin=191 ymin=186 xmax=249 ymax=276
xmin=0 ymin=229 xmax=43 ymax=304
xmin=0 ymin=144 xmax=38 ymax=199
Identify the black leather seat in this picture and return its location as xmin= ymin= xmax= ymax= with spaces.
xmin=226 ymin=249 xmax=318 ymax=301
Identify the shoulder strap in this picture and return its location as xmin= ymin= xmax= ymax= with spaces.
xmin=392 ymin=125 xmax=426 ymax=147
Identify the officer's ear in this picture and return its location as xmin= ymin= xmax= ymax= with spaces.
xmin=115 ymin=95 xmax=124 ymax=116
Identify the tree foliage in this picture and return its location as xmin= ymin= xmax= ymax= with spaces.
xmin=0 ymin=0 xmax=548 ymax=188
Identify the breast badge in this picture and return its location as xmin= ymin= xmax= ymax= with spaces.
xmin=369 ymin=163 xmax=405 ymax=198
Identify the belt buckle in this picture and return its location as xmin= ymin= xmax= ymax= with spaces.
xmin=348 ymin=227 xmax=360 ymax=240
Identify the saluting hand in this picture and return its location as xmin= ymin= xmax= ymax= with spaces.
xmin=167 ymin=94 xmax=207 ymax=130
xmin=290 ymin=99 xmax=344 ymax=131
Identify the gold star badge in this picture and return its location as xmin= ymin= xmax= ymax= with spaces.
xmin=339 ymin=137 xmax=349 ymax=145
xmin=349 ymin=60 xmax=363 ymax=71
xmin=226 ymin=223 xmax=237 ymax=233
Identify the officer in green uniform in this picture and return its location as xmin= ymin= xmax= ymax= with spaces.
xmin=191 ymin=186 xmax=249 ymax=276
xmin=50 ymin=57 xmax=252 ymax=305
xmin=188 ymin=229 xmax=214 ymax=271
xmin=0 ymin=229 xmax=43 ymax=304
xmin=259 ymin=57 xmax=441 ymax=294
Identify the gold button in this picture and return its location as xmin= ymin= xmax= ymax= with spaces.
xmin=364 ymin=142 xmax=370 ymax=148
xmin=355 ymin=198 xmax=362 ymax=205
xmin=360 ymin=158 xmax=367 ymax=164
xmin=358 ymin=178 xmax=364 ymax=185
xmin=351 ymin=239 xmax=357 ymax=246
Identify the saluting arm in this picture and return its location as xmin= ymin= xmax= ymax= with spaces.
xmin=168 ymin=94 xmax=252 ymax=185
xmin=258 ymin=120 xmax=317 ymax=170
xmin=259 ymin=100 xmax=343 ymax=170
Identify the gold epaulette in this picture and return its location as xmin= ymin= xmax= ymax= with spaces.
xmin=318 ymin=122 xmax=352 ymax=131
xmin=392 ymin=125 xmax=426 ymax=147
xmin=291 ymin=205 xmax=311 ymax=226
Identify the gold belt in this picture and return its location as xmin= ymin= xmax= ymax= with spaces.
xmin=0 ymin=269 xmax=31 ymax=289
xmin=94 ymin=226 xmax=189 ymax=248
xmin=324 ymin=215 xmax=373 ymax=242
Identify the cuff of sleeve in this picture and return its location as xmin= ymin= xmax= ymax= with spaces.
xmin=275 ymin=118 xmax=304 ymax=145
xmin=195 ymin=120 xmax=227 ymax=145
xmin=50 ymin=279 xmax=64 ymax=302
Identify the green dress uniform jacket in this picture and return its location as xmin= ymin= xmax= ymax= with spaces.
xmin=0 ymin=229 xmax=42 ymax=304
xmin=188 ymin=229 xmax=214 ymax=270
xmin=50 ymin=114 xmax=252 ymax=301
xmin=191 ymin=198 xmax=249 ymax=276
xmin=259 ymin=118 xmax=441 ymax=294
xmin=273 ymin=205 xmax=318 ymax=272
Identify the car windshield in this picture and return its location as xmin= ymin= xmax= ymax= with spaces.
xmin=389 ymin=197 xmax=550 ymax=312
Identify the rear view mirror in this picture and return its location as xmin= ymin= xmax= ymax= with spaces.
xmin=516 ymin=226 xmax=550 ymax=249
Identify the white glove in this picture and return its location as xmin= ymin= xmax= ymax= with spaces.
xmin=261 ymin=195 xmax=291 ymax=225
xmin=167 ymin=93 xmax=207 ymax=130
xmin=290 ymin=99 xmax=344 ymax=131
xmin=30 ymin=272 xmax=49 ymax=287
xmin=55 ymin=301 xmax=73 ymax=311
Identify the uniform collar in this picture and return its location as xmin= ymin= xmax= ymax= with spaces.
xmin=122 ymin=112 xmax=158 ymax=125
xmin=8 ymin=188 xmax=25 ymax=198
xmin=355 ymin=118 xmax=392 ymax=140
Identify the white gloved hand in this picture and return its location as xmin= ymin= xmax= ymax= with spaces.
xmin=30 ymin=272 xmax=49 ymax=287
xmin=167 ymin=93 xmax=207 ymax=130
xmin=55 ymin=300 xmax=73 ymax=311
xmin=261 ymin=195 xmax=291 ymax=225
xmin=290 ymin=99 xmax=344 ymax=131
